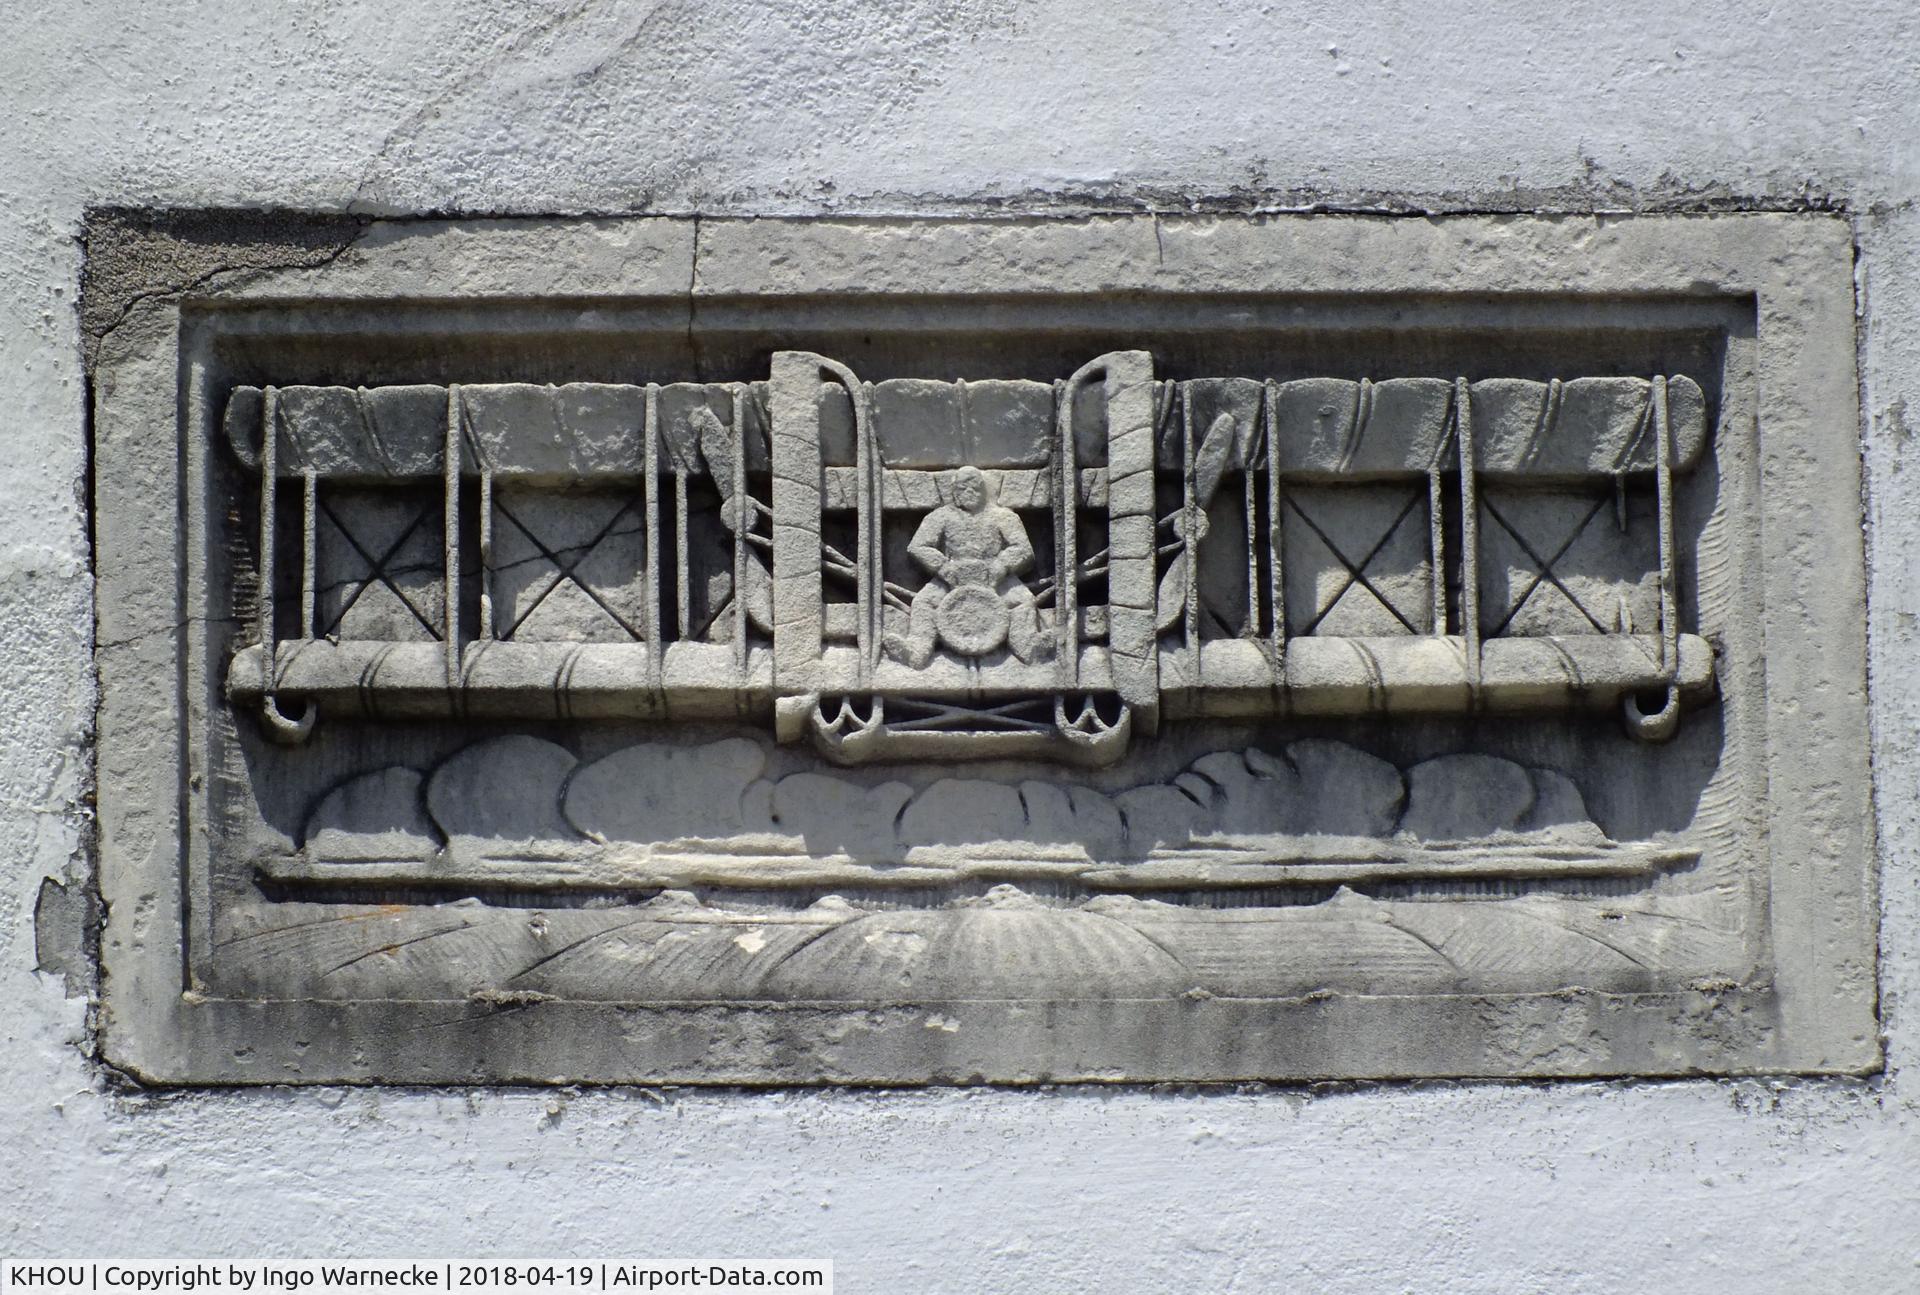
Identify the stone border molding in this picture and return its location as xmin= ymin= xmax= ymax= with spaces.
xmin=90 ymin=213 xmax=1877 ymax=1084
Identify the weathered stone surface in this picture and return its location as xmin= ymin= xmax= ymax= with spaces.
xmin=304 ymin=767 xmax=438 ymax=861
xmin=763 ymin=894 xmax=1196 ymax=1002
xmin=286 ymin=737 xmax=1666 ymax=896
xmin=757 ymin=772 xmax=913 ymax=857
xmin=1524 ymin=769 xmax=1607 ymax=840
xmin=427 ymin=736 xmax=581 ymax=852
xmin=898 ymin=779 xmax=1030 ymax=846
xmin=91 ymin=212 xmax=1876 ymax=1088
xmin=564 ymin=738 xmax=765 ymax=843
xmin=1248 ymin=742 xmax=1407 ymax=837
xmin=1400 ymin=754 xmax=1536 ymax=840
xmin=490 ymin=487 xmax=650 ymax=642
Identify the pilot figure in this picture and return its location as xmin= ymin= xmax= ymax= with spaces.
xmin=884 ymin=466 xmax=1055 ymax=667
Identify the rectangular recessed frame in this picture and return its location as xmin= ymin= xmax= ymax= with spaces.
xmin=91 ymin=213 xmax=1878 ymax=1084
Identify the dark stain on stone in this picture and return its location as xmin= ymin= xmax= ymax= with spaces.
xmin=80 ymin=208 xmax=368 ymax=369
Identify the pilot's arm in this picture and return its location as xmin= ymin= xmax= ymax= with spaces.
xmin=907 ymin=509 xmax=953 ymax=583
xmin=991 ymin=508 xmax=1034 ymax=581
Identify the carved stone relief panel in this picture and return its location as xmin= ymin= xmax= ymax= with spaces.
xmin=91 ymin=214 xmax=1878 ymax=1083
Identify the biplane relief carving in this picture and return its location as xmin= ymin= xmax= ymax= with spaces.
xmin=204 ymin=342 xmax=1735 ymax=943
xmin=225 ymin=353 xmax=1713 ymax=768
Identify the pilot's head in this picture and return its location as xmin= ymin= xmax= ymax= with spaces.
xmin=951 ymin=466 xmax=989 ymax=512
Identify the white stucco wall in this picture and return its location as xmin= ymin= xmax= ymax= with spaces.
xmin=4 ymin=2 xmax=1918 ymax=1287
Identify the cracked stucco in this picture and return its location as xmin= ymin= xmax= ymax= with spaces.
xmin=3 ymin=0 xmax=1920 ymax=1289
xmin=79 ymin=211 xmax=365 ymax=367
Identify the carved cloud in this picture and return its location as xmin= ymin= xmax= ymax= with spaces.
xmin=300 ymin=737 xmax=1608 ymax=865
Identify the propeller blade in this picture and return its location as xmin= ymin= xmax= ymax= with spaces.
xmin=1156 ymin=559 xmax=1188 ymax=632
xmin=1194 ymin=411 xmax=1237 ymax=505
xmin=742 ymin=555 xmax=774 ymax=631
xmin=689 ymin=404 xmax=732 ymax=489
xmin=660 ymin=403 xmax=706 ymax=476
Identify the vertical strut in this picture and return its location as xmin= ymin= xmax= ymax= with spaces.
xmin=1427 ymin=466 xmax=1445 ymax=636
xmin=675 ymin=466 xmax=689 ymax=641
xmin=443 ymin=384 xmax=462 ymax=682
xmin=477 ymin=469 xmax=494 ymax=640
xmin=259 ymin=386 xmax=279 ymax=694
xmin=1652 ymin=375 xmax=1677 ymax=676
xmin=1053 ymin=372 xmax=1083 ymax=686
xmin=1181 ymin=382 xmax=1200 ymax=656
xmin=1455 ymin=377 xmax=1481 ymax=692
xmin=732 ymin=383 xmax=748 ymax=674
xmin=1265 ymin=380 xmax=1284 ymax=679
xmin=865 ymin=382 xmax=882 ymax=681
xmin=643 ymin=385 xmax=663 ymax=683
xmin=854 ymin=380 xmax=874 ymax=687
xmin=871 ymin=384 xmax=884 ymax=675
xmin=300 ymin=469 xmax=317 ymax=639
xmin=1245 ymin=414 xmax=1260 ymax=638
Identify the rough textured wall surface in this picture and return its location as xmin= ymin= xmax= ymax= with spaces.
xmin=3 ymin=1 xmax=1917 ymax=1288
